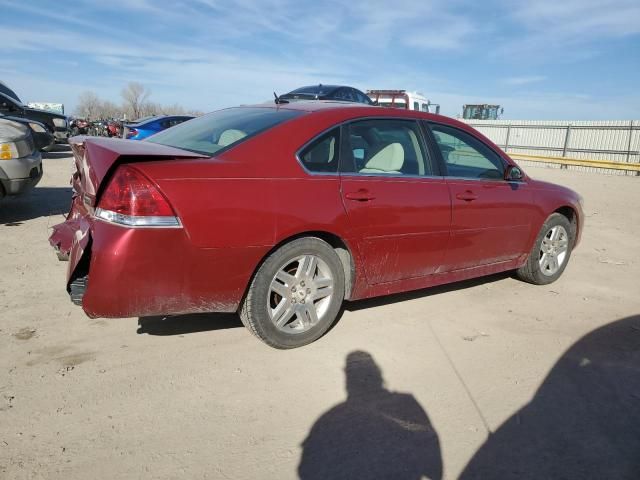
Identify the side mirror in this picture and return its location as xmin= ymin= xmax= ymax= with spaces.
xmin=505 ymin=165 xmax=523 ymax=181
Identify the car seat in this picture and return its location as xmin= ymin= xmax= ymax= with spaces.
xmin=359 ymin=143 xmax=404 ymax=174
xmin=218 ymin=129 xmax=247 ymax=147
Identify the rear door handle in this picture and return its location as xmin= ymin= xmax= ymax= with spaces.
xmin=456 ymin=191 xmax=478 ymax=201
xmin=345 ymin=189 xmax=376 ymax=202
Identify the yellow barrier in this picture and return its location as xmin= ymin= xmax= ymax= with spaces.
xmin=511 ymin=153 xmax=640 ymax=172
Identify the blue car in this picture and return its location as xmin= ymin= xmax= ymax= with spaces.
xmin=124 ymin=115 xmax=194 ymax=140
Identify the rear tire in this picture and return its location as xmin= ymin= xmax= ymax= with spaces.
xmin=517 ymin=213 xmax=573 ymax=285
xmin=240 ymin=237 xmax=345 ymax=349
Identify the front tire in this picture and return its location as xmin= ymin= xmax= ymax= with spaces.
xmin=517 ymin=213 xmax=573 ymax=285
xmin=240 ymin=237 xmax=345 ymax=349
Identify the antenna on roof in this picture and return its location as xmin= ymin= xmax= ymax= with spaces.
xmin=273 ymin=91 xmax=289 ymax=105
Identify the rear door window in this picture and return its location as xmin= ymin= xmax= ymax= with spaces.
xmin=341 ymin=120 xmax=432 ymax=176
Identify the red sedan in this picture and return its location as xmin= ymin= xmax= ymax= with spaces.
xmin=50 ymin=102 xmax=583 ymax=348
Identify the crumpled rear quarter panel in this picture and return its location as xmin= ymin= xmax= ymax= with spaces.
xmin=81 ymin=220 xmax=270 ymax=318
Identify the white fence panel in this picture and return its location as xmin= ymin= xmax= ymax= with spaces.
xmin=463 ymin=120 xmax=639 ymax=166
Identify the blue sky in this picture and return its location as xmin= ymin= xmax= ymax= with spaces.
xmin=1 ymin=0 xmax=639 ymax=119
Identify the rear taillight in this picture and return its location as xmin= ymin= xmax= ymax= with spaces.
xmin=126 ymin=128 xmax=138 ymax=138
xmin=95 ymin=165 xmax=181 ymax=227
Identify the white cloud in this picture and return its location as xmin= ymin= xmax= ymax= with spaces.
xmin=3 ymin=0 xmax=638 ymax=118
xmin=503 ymin=76 xmax=547 ymax=86
xmin=500 ymin=0 xmax=640 ymax=60
xmin=512 ymin=0 xmax=640 ymax=37
xmin=433 ymin=89 xmax=640 ymax=120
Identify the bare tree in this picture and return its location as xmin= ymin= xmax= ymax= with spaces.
xmin=139 ymin=101 xmax=159 ymax=118
xmin=159 ymin=103 xmax=187 ymax=115
xmin=100 ymin=100 xmax=121 ymax=119
xmin=121 ymin=82 xmax=151 ymax=120
xmin=75 ymin=91 xmax=102 ymax=120
xmin=75 ymin=82 xmax=197 ymax=121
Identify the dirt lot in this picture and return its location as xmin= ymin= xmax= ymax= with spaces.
xmin=1 ymin=149 xmax=639 ymax=479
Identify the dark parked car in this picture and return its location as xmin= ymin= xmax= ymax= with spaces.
xmin=279 ymin=85 xmax=373 ymax=105
xmin=49 ymin=102 xmax=583 ymax=349
xmin=123 ymin=115 xmax=195 ymax=140
xmin=0 ymin=81 xmax=69 ymax=146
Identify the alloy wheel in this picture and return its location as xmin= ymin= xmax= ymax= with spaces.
xmin=539 ymin=225 xmax=569 ymax=276
xmin=267 ymin=254 xmax=334 ymax=333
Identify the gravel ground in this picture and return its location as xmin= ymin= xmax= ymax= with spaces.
xmin=1 ymin=148 xmax=639 ymax=479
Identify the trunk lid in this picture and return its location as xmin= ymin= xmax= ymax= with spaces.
xmin=68 ymin=136 xmax=204 ymax=201
xmin=49 ymin=137 xmax=204 ymax=260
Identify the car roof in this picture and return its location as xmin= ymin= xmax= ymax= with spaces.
xmin=240 ymin=100 xmax=440 ymax=116
xmin=229 ymin=101 xmax=472 ymax=132
xmin=247 ymin=100 xmax=372 ymax=112
xmin=0 ymin=81 xmax=21 ymax=102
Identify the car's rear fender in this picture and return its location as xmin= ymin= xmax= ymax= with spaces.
xmin=78 ymin=220 xmax=269 ymax=317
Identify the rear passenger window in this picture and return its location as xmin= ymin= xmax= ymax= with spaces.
xmin=299 ymin=128 xmax=340 ymax=173
xmin=162 ymin=119 xmax=184 ymax=128
xmin=342 ymin=120 xmax=432 ymax=176
xmin=355 ymin=90 xmax=371 ymax=104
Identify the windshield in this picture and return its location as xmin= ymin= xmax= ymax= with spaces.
xmin=146 ymin=107 xmax=304 ymax=155
xmin=378 ymin=101 xmax=407 ymax=109
xmin=0 ymin=91 xmax=24 ymax=108
xmin=0 ymin=82 xmax=22 ymax=103
xmin=287 ymin=85 xmax=338 ymax=96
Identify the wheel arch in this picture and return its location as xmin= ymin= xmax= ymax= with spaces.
xmin=242 ymin=230 xmax=358 ymax=307
xmin=553 ymin=205 xmax=579 ymax=246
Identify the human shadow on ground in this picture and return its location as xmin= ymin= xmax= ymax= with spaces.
xmin=0 ymin=187 xmax=72 ymax=225
xmin=460 ymin=314 xmax=640 ymax=480
xmin=298 ymin=351 xmax=442 ymax=480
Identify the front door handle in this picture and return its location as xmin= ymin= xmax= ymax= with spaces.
xmin=456 ymin=191 xmax=478 ymax=201
xmin=345 ymin=189 xmax=376 ymax=202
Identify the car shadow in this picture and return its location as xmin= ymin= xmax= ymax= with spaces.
xmin=460 ymin=314 xmax=640 ymax=479
xmin=0 ymin=187 xmax=72 ymax=225
xmin=137 ymin=312 xmax=243 ymax=336
xmin=136 ymin=273 xmax=512 ymax=337
xmin=48 ymin=144 xmax=71 ymax=152
xmin=42 ymin=151 xmax=73 ymax=159
xmin=344 ymin=272 xmax=512 ymax=313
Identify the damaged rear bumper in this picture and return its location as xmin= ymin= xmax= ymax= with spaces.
xmin=49 ymin=217 xmax=270 ymax=318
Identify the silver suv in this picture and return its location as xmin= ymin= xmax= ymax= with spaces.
xmin=0 ymin=118 xmax=43 ymax=198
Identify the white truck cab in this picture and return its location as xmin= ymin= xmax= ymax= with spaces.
xmin=367 ymin=90 xmax=440 ymax=114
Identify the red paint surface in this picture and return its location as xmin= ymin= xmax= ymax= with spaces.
xmin=50 ymin=103 xmax=584 ymax=318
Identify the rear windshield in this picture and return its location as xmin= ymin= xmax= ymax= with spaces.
xmin=146 ymin=107 xmax=303 ymax=155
